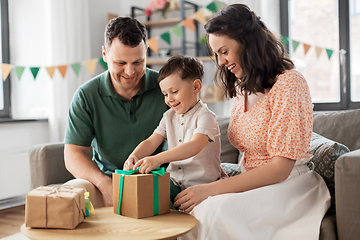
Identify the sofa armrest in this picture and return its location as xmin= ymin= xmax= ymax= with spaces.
xmin=335 ymin=149 xmax=360 ymax=240
xmin=29 ymin=143 xmax=74 ymax=189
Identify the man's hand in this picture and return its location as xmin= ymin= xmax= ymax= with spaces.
xmin=123 ymin=155 xmax=138 ymax=170
xmin=97 ymin=176 xmax=113 ymax=207
xmin=133 ymin=156 xmax=162 ymax=174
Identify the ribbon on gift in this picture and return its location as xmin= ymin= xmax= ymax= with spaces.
xmin=35 ymin=185 xmax=85 ymax=228
xmin=114 ymin=167 xmax=166 ymax=216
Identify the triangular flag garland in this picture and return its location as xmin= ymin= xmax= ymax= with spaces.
xmin=0 ymin=2 xmax=337 ymax=83
xmin=171 ymin=24 xmax=184 ymax=40
xmin=99 ymin=57 xmax=108 ymax=70
xmin=148 ymin=37 xmax=159 ymax=54
xmin=326 ymin=49 xmax=334 ymax=60
xmin=30 ymin=67 xmax=40 ymax=80
xmin=182 ymin=18 xmax=195 ymax=32
xmin=160 ymin=31 xmax=171 ymax=46
xmin=46 ymin=66 xmax=56 ymax=79
xmin=1 ymin=64 xmax=12 ymax=81
xmin=84 ymin=59 xmax=98 ymax=75
xmin=58 ymin=65 xmax=68 ymax=78
xmin=71 ymin=63 xmax=82 ymax=76
xmin=14 ymin=66 xmax=25 ymax=80
xmin=292 ymin=40 xmax=300 ymax=52
xmin=315 ymin=46 xmax=323 ymax=59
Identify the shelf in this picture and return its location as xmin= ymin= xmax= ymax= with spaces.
xmin=142 ymin=18 xmax=182 ymax=28
xmin=146 ymin=56 xmax=214 ymax=65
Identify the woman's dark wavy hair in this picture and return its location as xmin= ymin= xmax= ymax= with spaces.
xmin=105 ymin=17 xmax=147 ymax=49
xmin=204 ymin=4 xmax=294 ymax=98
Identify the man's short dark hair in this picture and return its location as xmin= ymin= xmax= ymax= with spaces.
xmin=158 ymin=55 xmax=204 ymax=83
xmin=105 ymin=17 xmax=147 ymax=49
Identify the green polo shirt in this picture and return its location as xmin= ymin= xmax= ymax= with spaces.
xmin=65 ymin=68 xmax=168 ymax=176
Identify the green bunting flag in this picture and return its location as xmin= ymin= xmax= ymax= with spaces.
xmin=171 ymin=24 xmax=183 ymax=40
xmin=14 ymin=66 xmax=25 ymax=80
xmin=292 ymin=40 xmax=300 ymax=52
xmin=160 ymin=32 xmax=171 ymax=46
xmin=71 ymin=63 xmax=81 ymax=76
xmin=99 ymin=57 xmax=108 ymax=70
xmin=206 ymin=1 xmax=218 ymax=13
xmin=280 ymin=36 xmax=289 ymax=47
xmin=30 ymin=67 xmax=40 ymax=80
xmin=326 ymin=49 xmax=334 ymax=60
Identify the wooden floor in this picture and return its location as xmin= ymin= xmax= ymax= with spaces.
xmin=0 ymin=205 xmax=25 ymax=238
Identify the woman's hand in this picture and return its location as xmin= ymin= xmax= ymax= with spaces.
xmin=133 ymin=156 xmax=162 ymax=173
xmin=123 ymin=156 xmax=138 ymax=170
xmin=174 ymin=183 xmax=214 ymax=213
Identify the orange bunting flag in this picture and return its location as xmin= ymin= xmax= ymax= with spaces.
xmin=303 ymin=43 xmax=311 ymax=55
xmin=58 ymin=65 xmax=68 ymax=78
xmin=1 ymin=63 xmax=12 ymax=81
xmin=148 ymin=37 xmax=159 ymax=54
xmin=192 ymin=9 xmax=207 ymax=24
xmin=315 ymin=46 xmax=323 ymax=59
xmin=84 ymin=59 xmax=98 ymax=75
xmin=182 ymin=18 xmax=195 ymax=32
xmin=45 ymin=66 xmax=56 ymax=79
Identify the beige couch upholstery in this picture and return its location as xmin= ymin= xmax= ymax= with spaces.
xmin=29 ymin=110 xmax=360 ymax=240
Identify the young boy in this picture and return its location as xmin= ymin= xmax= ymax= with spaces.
xmin=123 ymin=55 xmax=224 ymax=205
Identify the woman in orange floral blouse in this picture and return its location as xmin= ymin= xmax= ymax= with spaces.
xmin=175 ymin=4 xmax=330 ymax=240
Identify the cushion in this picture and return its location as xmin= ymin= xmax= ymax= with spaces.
xmin=313 ymin=109 xmax=360 ymax=151
xmin=308 ymin=132 xmax=350 ymax=213
xmin=220 ymin=163 xmax=242 ymax=177
xmin=216 ymin=116 xmax=239 ymax=163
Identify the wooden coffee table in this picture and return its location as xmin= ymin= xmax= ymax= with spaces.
xmin=20 ymin=207 xmax=197 ymax=240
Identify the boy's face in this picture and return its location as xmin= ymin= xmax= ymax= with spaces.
xmin=159 ymin=74 xmax=201 ymax=115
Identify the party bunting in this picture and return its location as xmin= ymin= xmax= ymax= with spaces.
xmin=326 ymin=49 xmax=334 ymax=59
xmin=315 ymin=46 xmax=323 ymax=59
xmin=280 ymin=36 xmax=289 ymax=47
xmin=1 ymin=63 xmax=12 ymax=81
xmin=206 ymin=1 xmax=223 ymax=13
xmin=14 ymin=66 xmax=25 ymax=80
xmin=292 ymin=40 xmax=300 ymax=52
xmin=182 ymin=18 xmax=195 ymax=32
xmin=71 ymin=63 xmax=82 ymax=76
xmin=171 ymin=24 xmax=184 ymax=40
xmin=58 ymin=65 xmax=68 ymax=78
xmin=303 ymin=43 xmax=311 ymax=55
xmin=30 ymin=67 xmax=40 ymax=80
xmin=99 ymin=57 xmax=108 ymax=70
xmin=46 ymin=66 xmax=56 ymax=79
xmin=84 ymin=59 xmax=98 ymax=75
xmin=192 ymin=9 xmax=207 ymax=24
xmin=148 ymin=37 xmax=159 ymax=54
xmin=160 ymin=32 xmax=171 ymax=46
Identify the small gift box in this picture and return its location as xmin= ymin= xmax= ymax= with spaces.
xmin=113 ymin=167 xmax=170 ymax=219
xmin=25 ymin=186 xmax=85 ymax=229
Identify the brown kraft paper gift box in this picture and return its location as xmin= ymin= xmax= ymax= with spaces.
xmin=25 ymin=186 xmax=85 ymax=229
xmin=113 ymin=171 xmax=171 ymax=219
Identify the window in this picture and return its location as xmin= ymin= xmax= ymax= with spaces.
xmin=280 ymin=0 xmax=360 ymax=110
xmin=0 ymin=0 xmax=10 ymax=118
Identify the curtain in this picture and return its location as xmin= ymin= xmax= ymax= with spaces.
xmin=44 ymin=0 xmax=92 ymax=142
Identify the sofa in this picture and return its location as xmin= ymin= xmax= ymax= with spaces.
xmin=29 ymin=109 xmax=360 ymax=240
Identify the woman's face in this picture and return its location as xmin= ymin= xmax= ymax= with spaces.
xmin=208 ymin=34 xmax=244 ymax=79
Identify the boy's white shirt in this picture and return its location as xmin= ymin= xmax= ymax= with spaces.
xmin=154 ymin=100 xmax=221 ymax=190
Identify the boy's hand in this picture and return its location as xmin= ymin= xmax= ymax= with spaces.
xmin=134 ymin=156 xmax=162 ymax=174
xmin=123 ymin=156 xmax=138 ymax=170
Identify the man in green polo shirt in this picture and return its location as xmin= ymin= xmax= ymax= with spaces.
xmin=64 ymin=17 xmax=168 ymax=207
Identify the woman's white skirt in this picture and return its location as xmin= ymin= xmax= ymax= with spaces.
xmin=179 ymin=170 xmax=330 ymax=240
